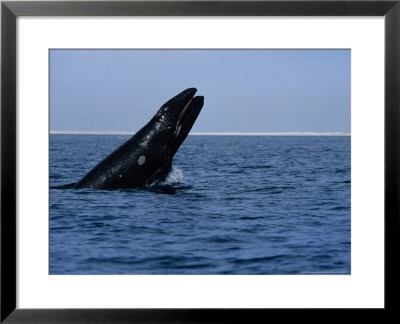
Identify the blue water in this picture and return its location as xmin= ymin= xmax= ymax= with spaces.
xmin=50 ymin=135 xmax=351 ymax=275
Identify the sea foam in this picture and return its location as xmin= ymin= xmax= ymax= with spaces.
xmin=163 ymin=167 xmax=184 ymax=185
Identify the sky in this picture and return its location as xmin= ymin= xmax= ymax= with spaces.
xmin=50 ymin=49 xmax=350 ymax=133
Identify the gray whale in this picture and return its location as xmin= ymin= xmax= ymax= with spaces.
xmin=73 ymin=88 xmax=204 ymax=189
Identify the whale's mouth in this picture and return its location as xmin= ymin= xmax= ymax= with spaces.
xmin=174 ymin=98 xmax=193 ymax=136
xmin=174 ymin=95 xmax=203 ymax=139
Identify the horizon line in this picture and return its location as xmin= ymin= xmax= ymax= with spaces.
xmin=50 ymin=130 xmax=351 ymax=136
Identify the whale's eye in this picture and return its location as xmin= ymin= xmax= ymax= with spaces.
xmin=138 ymin=155 xmax=146 ymax=165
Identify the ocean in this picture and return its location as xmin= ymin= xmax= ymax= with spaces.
xmin=50 ymin=134 xmax=351 ymax=275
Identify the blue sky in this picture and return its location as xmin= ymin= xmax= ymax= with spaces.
xmin=50 ymin=49 xmax=350 ymax=133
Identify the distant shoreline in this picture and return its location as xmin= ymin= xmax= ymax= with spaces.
xmin=50 ymin=130 xmax=351 ymax=136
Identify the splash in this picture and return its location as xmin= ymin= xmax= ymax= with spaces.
xmin=163 ymin=167 xmax=184 ymax=185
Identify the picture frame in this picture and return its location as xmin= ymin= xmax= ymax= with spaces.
xmin=1 ymin=0 xmax=399 ymax=322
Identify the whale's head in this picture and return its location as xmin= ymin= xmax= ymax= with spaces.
xmin=150 ymin=88 xmax=204 ymax=154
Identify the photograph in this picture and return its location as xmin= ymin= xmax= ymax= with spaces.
xmin=49 ymin=49 xmax=351 ymax=275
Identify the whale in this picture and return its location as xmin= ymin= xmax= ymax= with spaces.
xmin=73 ymin=88 xmax=204 ymax=189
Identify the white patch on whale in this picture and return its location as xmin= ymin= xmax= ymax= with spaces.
xmin=138 ymin=155 xmax=146 ymax=165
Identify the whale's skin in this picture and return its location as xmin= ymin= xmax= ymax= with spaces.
xmin=73 ymin=88 xmax=204 ymax=189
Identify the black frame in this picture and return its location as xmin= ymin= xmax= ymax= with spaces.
xmin=1 ymin=0 xmax=399 ymax=322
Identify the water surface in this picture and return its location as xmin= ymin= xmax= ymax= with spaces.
xmin=50 ymin=135 xmax=351 ymax=275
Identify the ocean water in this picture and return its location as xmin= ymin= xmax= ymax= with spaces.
xmin=50 ymin=135 xmax=351 ymax=275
